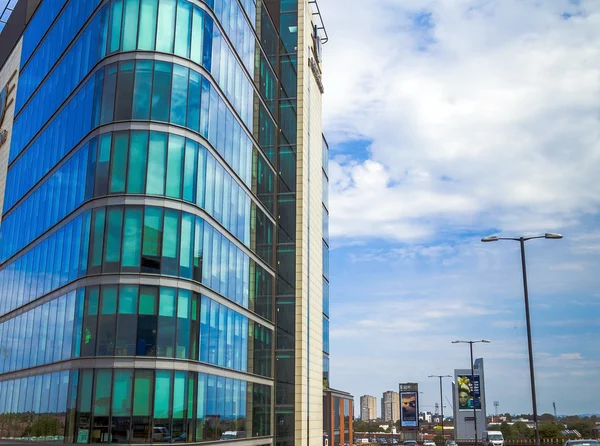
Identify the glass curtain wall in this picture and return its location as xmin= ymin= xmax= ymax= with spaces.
xmin=273 ymin=0 xmax=298 ymax=445
xmin=0 ymin=0 xmax=284 ymax=443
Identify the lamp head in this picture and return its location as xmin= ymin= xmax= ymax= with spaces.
xmin=481 ymin=339 xmax=491 ymax=343
xmin=481 ymin=236 xmax=498 ymax=242
xmin=544 ymin=233 xmax=563 ymax=239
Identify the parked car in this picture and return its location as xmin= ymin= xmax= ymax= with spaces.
xmin=563 ymin=441 xmax=599 ymax=446
xmin=424 ymin=441 xmax=436 ymax=446
xmin=444 ymin=441 xmax=457 ymax=446
xmin=403 ymin=441 xmax=418 ymax=446
xmin=152 ymin=427 xmax=168 ymax=442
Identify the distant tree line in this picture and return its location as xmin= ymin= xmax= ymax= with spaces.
xmin=491 ymin=414 xmax=598 ymax=441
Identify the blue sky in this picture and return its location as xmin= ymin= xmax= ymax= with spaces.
xmin=319 ymin=0 xmax=600 ymax=416
xmin=0 ymin=0 xmax=17 ymax=32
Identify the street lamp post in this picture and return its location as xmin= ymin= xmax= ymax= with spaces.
xmin=482 ymin=233 xmax=562 ymax=446
xmin=428 ymin=375 xmax=451 ymax=442
xmin=452 ymin=340 xmax=491 ymax=446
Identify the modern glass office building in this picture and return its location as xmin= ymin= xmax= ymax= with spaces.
xmin=0 ymin=0 xmax=328 ymax=444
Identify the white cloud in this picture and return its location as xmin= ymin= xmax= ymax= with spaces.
xmin=321 ymin=0 xmax=600 ymax=243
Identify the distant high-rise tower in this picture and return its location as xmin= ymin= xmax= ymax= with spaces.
xmin=360 ymin=395 xmax=377 ymax=420
xmin=382 ymin=390 xmax=400 ymax=422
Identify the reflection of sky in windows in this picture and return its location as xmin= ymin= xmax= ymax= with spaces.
xmin=0 ymin=0 xmax=18 ymax=33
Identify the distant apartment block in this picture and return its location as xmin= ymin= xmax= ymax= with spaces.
xmin=382 ymin=391 xmax=400 ymax=422
xmin=360 ymin=395 xmax=377 ymax=420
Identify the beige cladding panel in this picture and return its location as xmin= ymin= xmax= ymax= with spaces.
xmin=294 ymin=0 xmax=325 ymax=444
xmin=0 ymin=38 xmax=22 ymax=222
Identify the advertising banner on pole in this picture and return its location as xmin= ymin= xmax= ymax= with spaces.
xmin=400 ymin=391 xmax=418 ymax=427
xmin=456 ymin=375 xmax=481 ymax=410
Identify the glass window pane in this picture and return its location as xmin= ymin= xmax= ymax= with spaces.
xmin=104 ymin=208 xmax=124 ymax=265
xmin=170 ymin=64 xmax=188 ymax=127
xmin=116 ymin=285 xmax=138 ymax=356
xmin=94 ymin=369 xmax=113 ymax=416
xmin=132 ymin=60 xmax=153 ymax=119
xmin=110 ymin=0 xmax=124 ymax=53
xmin=172 ymin=370 xmax=186 ymax=419
xmin=153 ymin=370 xmax=172 ymax=418
xmin=101 ymin=64 xmax=118 ymax=124
xmin=175 ymin=289 xmax=190 ymax=359
xmin=137 ymin=286 xmax=158 ymax=356
xmin=166 ymin=134 xmax=184 ymax=198
xmin=174 ymin=0 xmax=191 ymax=58
xmin=156 ymin=0 xmax=176 ymax=53
xmin=122 ymin=208 xmax=143 ymax=269
xmin=161 ymin=209 xmax=180 ymax=275
xmin=157 ymin=287 xmax=176 ymax=357
xmin=115 ymin=61 xmax=135 ymax=121
xmin=112 ymin=370 xmax=133 ymax=416
xmin=127 ymin=131 xmax=148 ymax=193
xmin=183 ymin=139 xmax=197 ymax=203
xmin=94 ymin=133 xmax=112 ymax=197
xmin=151 ymin=62 xmax=173 ymax=122
xmin=137 ymin=0 xmax=157 ymax=50
xmin=122 ymin=0 xmax=140 ymax=51
xmin=190 ymin=6 xmax=203 ymax=65
xmin=146 ymin=132 xmax=167 ymax=195
xmin=133 ymin=370 xmax=154 ymax=416
xmin=97 ymin=286 xmax=118 ymax=356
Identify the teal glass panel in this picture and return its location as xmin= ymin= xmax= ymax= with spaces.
xmin=142 ymin=207 xmax=163 ymax=273
xmin=156 ymin=0 xmax=176 ymax=53
xmin=162 ymin=209 xmax=180 ymax=275
xmin=122 ymin=0 xmax=140 ymax=51
xmin=110 ymin=133 xmax=129 ymax=193
xmin=183 ymin=139 xmax=197 ymax=203
xmin=190 ymin=6 xmax=203 ymax=65
xmin=157 ymin=287 xmax=176 ymax=357
xmin=195 ymin=144 xmax=206 ymax=208
xmin=179 ymin=213 xmax=193 ymax=279
xmin=133 ymin=369 xmax=153 ymax=416
xmin=127 ymin=131 xmax=148 ymax=193
xmin=78 ymin=369 xmax=94 ymax=412
xmin=93 ymin=369 xmax=113 ymax=415
xmin=174 ymin=0 xmax=191 ymax=58
xmin=122 ymin=208 xmax=143 ymax=268
xmin=112 ymin=370 xmax=133 ymax=416
xmin=95 ymin=133 xmax=112 ymax=197
xmin=90 ymin=209 xmax=106 ymax=268
xmin=139 ymin=287 xmax=157 ymax=315
xmin=151 ymin=62 xmax=172 ymax=122
xmin=172 ymin=371 xmax=186 ymax=418
xmin=119 ymin=286 xmax=138 ymax=314
xmin=187 ymin=71 xmax=201 ymax=132
xmin=104 ymin=208 xmax=123 ymax=264
xmin=109 ymin=0 xmax=123 ymax=53
xmin=175 ymin=289 xmax=190 ymax=358
xmin=132 ymin=60 xmax=153 ymax=120
xmin=153 ymin=370 xmax=172 ymax=418
xmin=170 ymin=64 xmax=188 ymax=126
xmin=166 ymin=134 xmax=184 ymax=198
xmin=146 ymin=132 xmax=167 ymax=195
xmin=137 ymin=0 xmax=158 ymax=50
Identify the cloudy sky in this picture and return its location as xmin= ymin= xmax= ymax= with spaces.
xmin=318 ymin=0 xmax=600 ymax=416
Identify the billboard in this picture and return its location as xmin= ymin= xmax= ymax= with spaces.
xmin=400 ymin=391 xmax=418 ymax=427
xmin=456 ymin=375 xmax=481 ymax=410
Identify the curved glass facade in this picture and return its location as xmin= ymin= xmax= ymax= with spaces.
xmin=0 ymin=0 xmax=295 ymax=443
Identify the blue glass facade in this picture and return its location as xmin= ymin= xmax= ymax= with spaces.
xmin=0 ymin=0 xmax=291 ymax=443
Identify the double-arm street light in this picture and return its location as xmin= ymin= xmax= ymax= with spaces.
xmin=428 ymin=375 xmax=451 ymax=441
xmin=452 ymin=340 xmax=491 ymax=446
xmin=481 ymin=233 xmax=563 ymax=446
